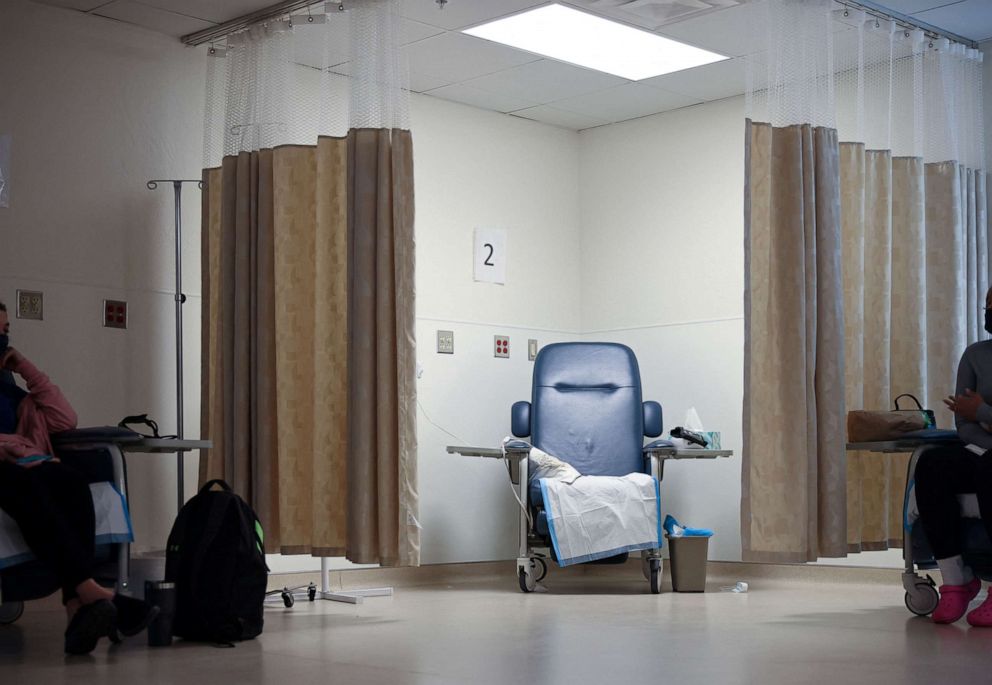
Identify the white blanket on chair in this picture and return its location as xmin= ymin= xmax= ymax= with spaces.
xmin=533 ymin=447 xmax=661 ymax=567
xmin=0 ymin=482 xmax=132 ymax=570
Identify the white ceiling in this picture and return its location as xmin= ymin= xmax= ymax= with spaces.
xmin=28 ymin=0 xmax=992 ymax=131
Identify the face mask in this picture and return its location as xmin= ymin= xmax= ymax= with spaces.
xmin=986 ymin=310 xmax=992 ymax=335
xmin=0 ymin=334 xmax=7 ymax=352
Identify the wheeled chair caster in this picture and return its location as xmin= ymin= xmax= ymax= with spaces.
xmin=905 ymin=583 xmax=939 ymax=616
xmin=281 ymin=590 xmax=295 ymax=608
xmin=647 ymin=558 xmax=662 ymax=594
xmin=308 ymin=583 xmax=317 ymax=602
xmin=0 ymin=601 xmax=24 ymax=625
xmin=519 ymin=558 xmax=544 ymax=593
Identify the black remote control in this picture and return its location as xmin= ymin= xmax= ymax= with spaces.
xmin=670 ymin=426 xmax=709 ymax=447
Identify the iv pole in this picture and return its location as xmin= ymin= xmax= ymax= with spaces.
xmin=146 ymin=179 xmax=203 ymax=514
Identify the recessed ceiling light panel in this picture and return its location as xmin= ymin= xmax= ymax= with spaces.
xmin=463 ymin=3 xmax=728 ymax=81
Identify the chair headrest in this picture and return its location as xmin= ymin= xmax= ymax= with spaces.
xmin=534 ymin=342 xmax=639 ymax=389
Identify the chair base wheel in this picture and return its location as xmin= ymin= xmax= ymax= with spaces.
xmin=648 ymin=558 xmax=662 ymax=594
xmin=905 ymin=585 xmax=938 ymax=616
xmin=0 ymin=601 xmax=24 ymax=625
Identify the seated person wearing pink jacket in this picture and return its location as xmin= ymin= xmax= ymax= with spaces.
xmin=0 ymin=301 xmax=155 ymax=654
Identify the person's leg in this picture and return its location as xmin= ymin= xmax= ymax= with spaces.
xmin=914 ymin=447 xmax=978 ymax=560
xmin=0 ymin=461 xmax=101 ymax=605
xmin=964 ymin=453 xmax=992 ymax=626
xmin=29 ymin=461 xmax=105 ymax=605
xmin=913 ymin=447 xmax=982 ymax=622
xmin=0 ymin=461 xmax=120 ymax=653
xmin=36 ymin=461 xmax=157 ymax=637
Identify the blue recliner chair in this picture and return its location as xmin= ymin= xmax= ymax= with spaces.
xmin=0 ymin=429 xmax=135 ymax=625
xmin=509 ymin=342 xmax=670 ymax=593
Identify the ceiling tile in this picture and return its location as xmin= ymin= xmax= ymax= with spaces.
xmin=875 ymin=0 xmax=960 ymax=13
xmin=292 ymin=16 xmax=443 ymax=70
xmin=553 ymin=83 xmax=700 ymax=122
xmin=656 ymin=4 xmax=759 ymax=57
xmin=133 ymin=0 xmax=275 ymax=23
xmin=400 ymin=18 xmax=446 ymax=44
xmin=465 ymin=59 xmax=627 ymax=106
xmin=426 ymin=82 xmax=539 ymax=113
xmin=408 ymin=70 xmax=455 ymax=93
xmin=913 ymin=0 xmax=992 ymax=42
xmin=399 ymin=0 xmax=547 ymax=30
xmin=511 ymin=105 xmax=611 ymax=131
xmin=31 ymin=0 xmax=113 ymax=10
xmin=330 ymin=62 xmax=453 ymax=93
xmin=640 ymin=57 xmax=745 ymax=101
xmin=92 ymin=0 xmax=213 ymax=36
xmin=569 ymin=0 xmax=744 ymax=30
xmin=405 ymin=32 xmax=540 ymax=84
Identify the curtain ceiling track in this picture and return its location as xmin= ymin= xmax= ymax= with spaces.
xmin=180 ymin=0 xmax=979 ymax=50
xmin=182 ymin=0 xmax=330 ymax=46
xmin=839 ymin=0 xmax=978 ymax=49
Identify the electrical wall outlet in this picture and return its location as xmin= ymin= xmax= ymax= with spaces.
xmin=16 ymin=290 xmax=43 ymax=320
xmin=437 ymin=329 xmax=454 ymax=354
xmin=528 ymin=339 xmax=538 ymax=361
xmin=494 ymin=335 xmax=509 ymax=358
xmin=103 ymin=299 xmax=127 ymax=329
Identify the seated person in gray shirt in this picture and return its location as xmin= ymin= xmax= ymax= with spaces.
xmin=915 ymin=287 xmax=992 ymax=627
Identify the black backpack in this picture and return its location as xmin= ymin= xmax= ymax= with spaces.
xmin=165 ymin=479 xmax=268 ymax=643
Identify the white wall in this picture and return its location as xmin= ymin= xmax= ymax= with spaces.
xmin=578 ymin=97 xmax=746 ymax=561
xmin=0 ymin=0 xmax=205 ymax=554
xmin=411 ymin=94 xmax=583 ymax=563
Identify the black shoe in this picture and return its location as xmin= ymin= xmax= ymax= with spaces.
xmin=112 ymin=594 xmax=160 ymax=638
xmin=64 ymin=600 xmax=117 ymax=655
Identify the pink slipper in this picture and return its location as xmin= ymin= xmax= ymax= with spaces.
xmin=967 ymin=588 xmax=992 ymax=627
xmin=933 ymin=577 xmax=981 ymax=624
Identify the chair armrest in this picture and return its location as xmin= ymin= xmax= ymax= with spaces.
xmin=643 ymin=401 xmax=663 ymax=438
xmin=511 ymin=402 xmax=531 ymax=438
xmin=51 ymin=426 xmax=142 ymax=447
xmin=642 ymin=439 xmax=674 ymax=481
xmin=643 ymin=439 xmax=674 ymax=453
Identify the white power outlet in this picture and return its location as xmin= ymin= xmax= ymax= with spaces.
xmin=16 ymin=290 xmax=43 ymax=320
xmin=494 ymin=335 xmax=509 ymax=358
xmin=437 ymin=330 xmax=454 ymax=354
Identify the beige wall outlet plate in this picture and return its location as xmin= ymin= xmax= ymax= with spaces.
xmin=16 ymin=290 xmax=42 ymax=320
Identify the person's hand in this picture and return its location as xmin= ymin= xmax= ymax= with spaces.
xmin=944 ymin=389 xmax=985 ymax=422
xmin=0 ymin=346 xmax=24 ymax=372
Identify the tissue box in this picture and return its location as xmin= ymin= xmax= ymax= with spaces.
xmin=701 ymin=432 xmax=721 ymax=449
xmin=673 ymin=431 xmax=721 ymax=449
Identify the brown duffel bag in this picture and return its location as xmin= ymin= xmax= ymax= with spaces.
xmin=847 ymin=394 xmax=936 ymax=443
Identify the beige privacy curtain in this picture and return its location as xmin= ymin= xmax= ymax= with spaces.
xmin=743 ymin=122 xmax=847 ymax=562
xmin=199 ymin=0 xmax=419 ymax=566
xmin=743 ymin=0 xmax=988 ymax=562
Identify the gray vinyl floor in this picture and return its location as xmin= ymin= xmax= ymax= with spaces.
xmin=2 ymin=568 xmax=990 ymax=685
